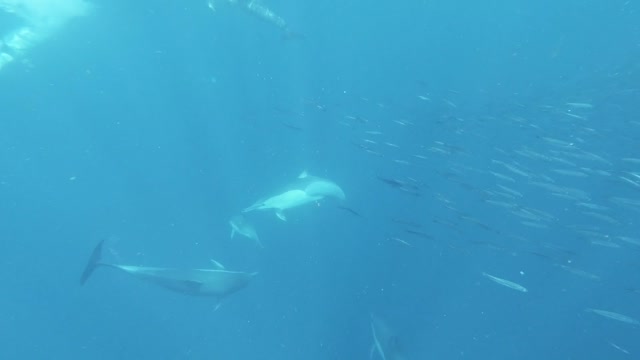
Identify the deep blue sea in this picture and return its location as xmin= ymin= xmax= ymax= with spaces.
xmin=1 ymin=0 xmax=639 ymax=359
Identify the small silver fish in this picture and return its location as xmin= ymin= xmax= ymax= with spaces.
xmin=482 ymin=272 xmax=528 ymax=293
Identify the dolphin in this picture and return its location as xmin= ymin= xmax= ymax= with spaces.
xmin=243 ymin=171 xmax=345 ymax=221
xmin=0 ymin=0 xmax=92 ymax=71
xmin=81 ymin=240 xmax=257 ymax=299
xmin=370 ymin=314 xmax=408 ymax=360
xmin=207 ymin=0 xmax=297 ymax=37
xmin=229 ymin=215 xmax=263 ymax=247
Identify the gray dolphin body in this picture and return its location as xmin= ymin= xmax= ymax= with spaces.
xmin=370 ymin=314 xmax=408 ymax=360
xmin=208 ymin=0 xmax=291 ymax=33
xmin=0 ymin=0 xmax=92 ymax=71
xmin=81 ymin=240 xmax=256 ymax=298
xmin=243 ymin=172 xmax=345 ymax=221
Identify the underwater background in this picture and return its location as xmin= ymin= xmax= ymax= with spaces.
xmin=1 ymin=0 xmax=639 ymax=358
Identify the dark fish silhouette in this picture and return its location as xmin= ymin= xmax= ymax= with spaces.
xmin=337 ymin=205 xmax=362 ymax=217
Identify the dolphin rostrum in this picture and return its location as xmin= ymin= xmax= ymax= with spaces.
xmin=243 ymin=171 xmax=345 ymax=221
xmin=370 ymin=313 xmax=408 ymax=360
xmin=229 ymin=215 xmax=263 ymax=247
xmin=81 ymin=240 xmax=257 ymax=299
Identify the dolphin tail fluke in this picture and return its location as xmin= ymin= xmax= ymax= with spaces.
xmin=213 ymin=300 xmax=223 ymax=312
xmin=80 ymin=240 xmax=105 ymax=285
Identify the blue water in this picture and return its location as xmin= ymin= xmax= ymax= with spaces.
xmin=1 ymin=0 xmax=639 ymax=358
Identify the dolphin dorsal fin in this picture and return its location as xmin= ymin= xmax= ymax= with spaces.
xmin=210 ymin=259 xmax=226 ymax=270
xmin=298 ymin=171 xmax=308 ymax=179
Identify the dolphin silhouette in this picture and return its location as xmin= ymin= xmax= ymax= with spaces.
xmin=243 ymin=171 xmax=345 ymax=221
xmin=81 ymin=240 xmax=257 ymax=299
xmin=207 ymin=0 xmax=299 ymax=37
xmin=370 ymin=314 xmax=408 ymax=360
xmin=229 ymin=215 xmax=263 ymax=247
xmin=0 ymin=0 xmax=92 ymax=71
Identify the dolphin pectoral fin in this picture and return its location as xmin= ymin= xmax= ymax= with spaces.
xmin=80 ymin=240 xmax=106 ymax=285
xmin=369 ymin=343 xmax=376 ymax=360
xmin=213 ymin=298 xmax=223 ymax=312
xmin=276 ymin=211 xmax=287 ymax=221
xmin=230 ymin=227 xmax=236 ymax=239
xmin=210 ymin=259 xmax=226 ymax=270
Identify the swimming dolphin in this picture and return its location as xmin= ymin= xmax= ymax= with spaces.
xmin=0 ymin=0 xmax=92 ymax=71
xmin=81 ymin=240 xmax=257 ymax=299
xmin=207 ymin=0 xmax=297 ymax=37
xmin=370 ymin=314 xmax=408 ymax=360
xmin=243 ymin=171 xmax=345 ymax=221
xmin=229 ymin=215 xmax=263 ymax=247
